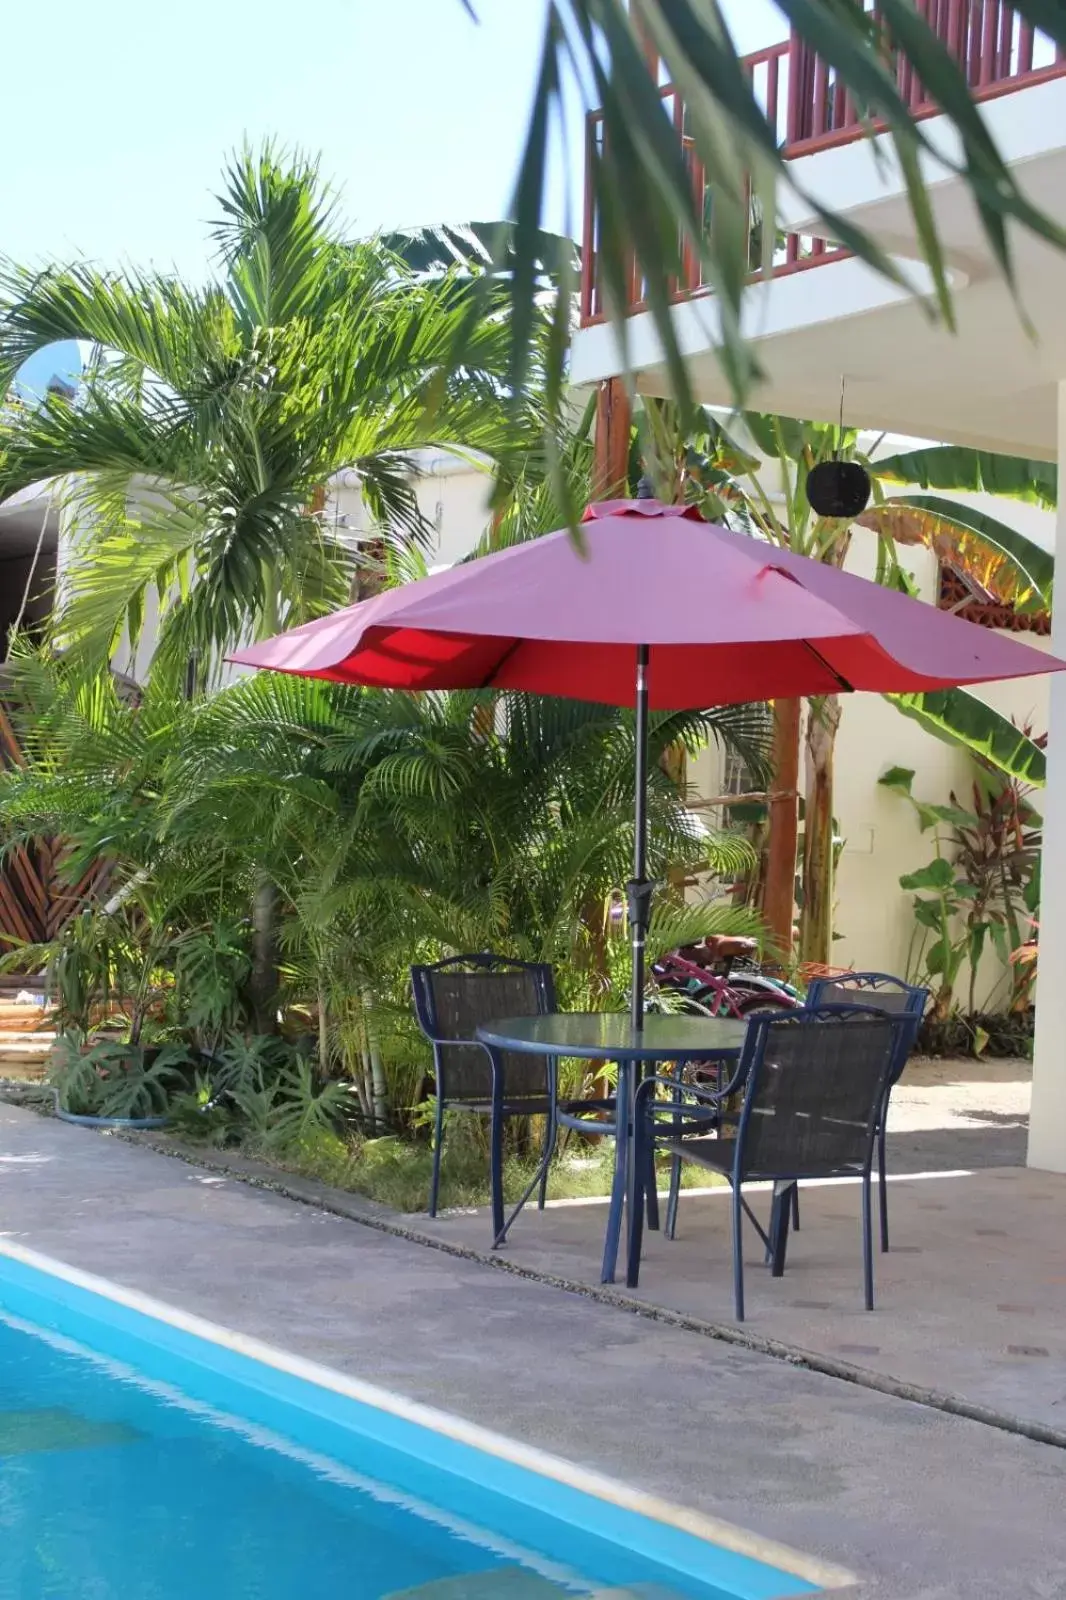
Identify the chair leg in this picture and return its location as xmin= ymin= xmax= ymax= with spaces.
xmin=768 ymin=1183 xmax=799 ymax=1265
xmin=878 ymin=1122 xmax=890 ymax=1252
xmin=644 ymin=1136 xmax=660 ymax=1232
xmin=731 ymin=1181 xmax=745 ymax=1323
xmin=665 ymin=1156 xmax=682 ymax=1240
xmin=602 ymin=1062 xmax=630 ymax=1284
xmin=489 ymin=1100 xmax=505 ymax=1248
xmin=429 ymin=1097 xmax=444 ymax=1218
xmin=626 ymin=1107 xmax=646 ymax=1288
xmin=537 ymin=1110 xmax=555 ymax=1211
xmin=769 ymin=1183 xmax=792 ymax=1278
xmin=603 ymin=1134 xmax=628 ymax=1283
xmin=861 ymin=1170 xmax=875 ymax=1311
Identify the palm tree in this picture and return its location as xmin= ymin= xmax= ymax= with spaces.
xmin=0 ymin=146 xmax=533 ymax=684
xmin=491 ymin=1 xmax=1066 ymax=424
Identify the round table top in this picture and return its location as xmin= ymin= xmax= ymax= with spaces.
xmin=475 ymin=1012 xmax=749 ymax=1061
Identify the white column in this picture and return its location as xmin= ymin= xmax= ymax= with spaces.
xmin=1028 ymin=379 xmax=1066 ymax=1171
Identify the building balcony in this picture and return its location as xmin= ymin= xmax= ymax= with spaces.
xmin=579 ymin=3 xmax=1066 ymax=328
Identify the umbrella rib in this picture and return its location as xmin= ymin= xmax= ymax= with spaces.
xmin=480 ymin=637 xmax=524 ymax=689
xmin=803 ymin=642 xmax=855 ymax=694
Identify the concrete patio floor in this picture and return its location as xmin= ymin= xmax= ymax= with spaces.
xmin=419 ymin=1057 xmax=1065 ymax=1435
xmin=2 ymin=1092 xmax=1066 ymax=1600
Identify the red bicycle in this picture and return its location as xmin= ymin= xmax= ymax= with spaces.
xmin=652 ymin=935 xmax=801 ymax=1019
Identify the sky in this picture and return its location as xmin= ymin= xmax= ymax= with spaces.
xmin=4 ymin=0 xmax=786 ymax=283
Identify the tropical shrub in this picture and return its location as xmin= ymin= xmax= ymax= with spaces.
xmin=2 ymin=653 xmax=770 ymax=1145
xmin=879 ymin=764 xmax=1040 ymax=1045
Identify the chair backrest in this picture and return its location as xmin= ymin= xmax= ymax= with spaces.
xmin=805 ymin=972 xmax=927 ymax=1083
xmin=806 ymin=971 xmax=927 ymax=1017
xmin=411 ymin=953 xmax=556 ymax=1102
xmin=733 ymin=1006 xmax=906 ymax=1180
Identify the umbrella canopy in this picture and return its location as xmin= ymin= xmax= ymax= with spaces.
xmin=230 ymin=499 xmax=1060 ymax=706
xmin=230 ymin=499 xmax=1064 ymax=1032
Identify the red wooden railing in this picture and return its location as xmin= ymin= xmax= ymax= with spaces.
xmin=788 ymin=0 xmax=1066 ymax=152
xmin=580 ymin=4 xmax=1066 ymax=326
xmin=580 ymin=45 xmax=847 ymax=325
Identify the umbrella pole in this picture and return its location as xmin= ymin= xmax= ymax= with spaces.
xmin=628 ymin=644 xmax=653 ymax=1034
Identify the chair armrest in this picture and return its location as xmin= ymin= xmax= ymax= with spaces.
xmin=634 ymin=1070 xmax=742 ymax=1115
xmin=425 ymin=1033 xmax=498 ymax=1056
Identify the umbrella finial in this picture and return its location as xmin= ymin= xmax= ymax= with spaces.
xmin=636 ymin=473 xmax=656 ymax=500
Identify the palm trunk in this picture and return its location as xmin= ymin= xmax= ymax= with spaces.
xmin=799 ymin=695 xmax=841 ymax=968
xmin=250 ymin=877 xmax=280 ymax=1033
xmin=317 ymin=980 xmax=330 ymax=1073
xmin=361 ymin=989 xmax=389 ymax=1132
xmin=762 ymin=698 xmax=801 ymax=959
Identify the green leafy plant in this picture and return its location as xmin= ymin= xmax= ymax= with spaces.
xmin=952 ymin=773 xmax=1042 ymax=1016
xmin=879 ymin=765 xmax=1041 ymax=1035
xmin=47 ymin=1034 xmax=104 ymax=1116
xmin=172 ymin=921 xmax=252 ymax=1052
xmin=166 ymin=1076 xmax=236 ymax=1147
xmin=87 ymin=1042 xmax=190 ymax=1120
xmin=210 ymin=1033 xmax=292 ymax=1101
xmin=261 ymin=1059 xmax=356 ymax=1151
xmin=48 ymin=910 xmax=112 ymax=1032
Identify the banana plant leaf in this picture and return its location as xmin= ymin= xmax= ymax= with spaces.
xmin=874 ymin=445 xmax=1057 ymax=510
xmin=860 ymin=495 xmax=1053 ymax=611
xmin=887 ymin=688 xmax=1047 ymax=786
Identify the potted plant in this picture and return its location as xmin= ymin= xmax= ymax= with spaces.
xmin=48 ymin=1031 xmax=189 ymax=1127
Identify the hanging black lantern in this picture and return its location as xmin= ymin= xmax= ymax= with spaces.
xmin=806 ymin=458 xmax=871 ymax=519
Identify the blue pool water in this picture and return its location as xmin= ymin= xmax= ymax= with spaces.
xmin=0 ymin=1254 xmax=820 ymax=1600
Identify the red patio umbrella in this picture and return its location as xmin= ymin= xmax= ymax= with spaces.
xmin=230 ymin=499 xmax=1064 ymax=1028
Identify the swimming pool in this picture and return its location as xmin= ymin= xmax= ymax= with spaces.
xmin=0 ymin=1243 xmax=845 ymax=1599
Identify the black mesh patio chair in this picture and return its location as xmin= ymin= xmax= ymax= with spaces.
xmin=805 ymin=972 xmax=929 ymax=1250
xmin=411 ymin=954 xmax=558 ymax=1242
xmin=627 ymin=1006 xmax=909 ymax=1320
xmin=661 ymin=1003 xmax=797 ymax=1246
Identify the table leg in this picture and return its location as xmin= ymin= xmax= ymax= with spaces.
xmin=643 ymin=1058 xmax=660 ymax=1233
xmin=769 ymin=1179 xmax=794 ymax=1278
xmin=601 ymin=1058 xmax=631 ymax=1284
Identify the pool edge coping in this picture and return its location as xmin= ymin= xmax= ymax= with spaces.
xmin=0 ymin=1235 xmax=855 ymax=1595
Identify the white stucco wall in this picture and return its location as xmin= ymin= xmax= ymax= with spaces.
xmin=326 ymin=449 xmax=494 ymax=572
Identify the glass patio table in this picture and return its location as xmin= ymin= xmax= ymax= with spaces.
xmin=476 ymin=1012 xmax=749 ymax=1284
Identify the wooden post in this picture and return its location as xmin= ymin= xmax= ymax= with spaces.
xmin=799 ymin=694 xmax=841 ymax=968
xmin=762 ymin=697 xmax=801 ymax=962
xmin=593 ymin=377 xmax=632 ymax=499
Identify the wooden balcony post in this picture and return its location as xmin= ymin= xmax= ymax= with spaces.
xmin=593 ymin=378 xmax=632 ymax=500
xmin=763 ymin=697 xmax=801 ymax=961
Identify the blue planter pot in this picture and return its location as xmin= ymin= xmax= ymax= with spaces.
xmin=53 ymin=1106 xmax=169 ymax=1130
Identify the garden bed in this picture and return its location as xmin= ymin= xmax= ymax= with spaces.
xmin=917 ymin=1010 xmax=1035 ymax=1060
